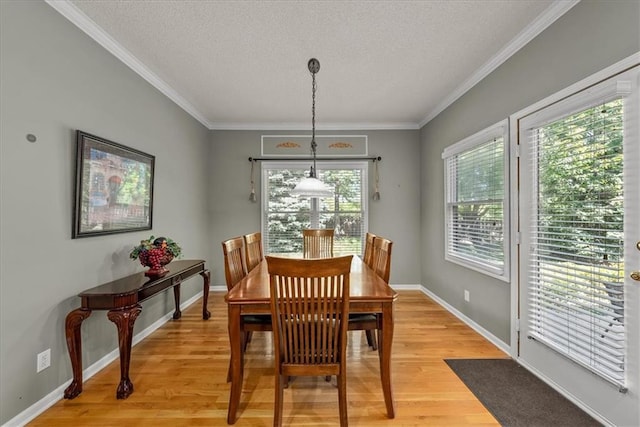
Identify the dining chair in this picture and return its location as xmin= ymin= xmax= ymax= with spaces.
xmin=347 ymin=232 xmax=377 ymax=349
xmin=222 ymin=237 xmax=271 ymax=380
xmin=302 ymin=228 xmax=334 ymax=258
xmin=362 ymin=232 xmax=376 ymax=268
xmin=243 ymin=232 xmax=263 ymax=272
xmin=222 ymin=237 xmax=247 ymax=291
xmin=348 ymin=235 xmax=393 ymax=351
xmin=266 ymin=255 xmax=353 ymax=427
xmin=370 ymin=236 xmax=393 ymax=284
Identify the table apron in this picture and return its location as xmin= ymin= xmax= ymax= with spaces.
xmin=81 ymin=294 xmax=138 ymax=310
xmin=234 ymin=301 xmax=388 ymax=315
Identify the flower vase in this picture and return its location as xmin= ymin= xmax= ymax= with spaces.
xmin=138 ymin=248 xmax=174 ymax=278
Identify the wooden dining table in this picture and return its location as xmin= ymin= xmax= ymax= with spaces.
xmin=224 ymin=254 xmax=398 ymax=424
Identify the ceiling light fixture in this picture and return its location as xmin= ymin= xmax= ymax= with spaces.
xmin=290 ymin=58 xmax=334 ymax=198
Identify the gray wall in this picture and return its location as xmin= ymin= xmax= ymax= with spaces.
xmin=2 ymin=0 xmax=638 ymax=424
xmin=0 ymin=1 xmax=211 ymax=423
xmin=420 ymin=0 xmax=640 ymax=343
xmin=208 ymin=130 xmax=422 ymax=287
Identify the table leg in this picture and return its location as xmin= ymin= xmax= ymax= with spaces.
xmin=379 ymin=302 xmax=396 ymax=418
xmin=63 ymin=308 xmax=92 ymax=399
xmin=172 ymin=284 xmax=182 ymax=319
xmin=107 ymin=305 xmax=142 ymax=399
xmin=200 ymin=270 xmax=211 ymax=320
xmin=227 ymin=304 xmax=243 ymax=424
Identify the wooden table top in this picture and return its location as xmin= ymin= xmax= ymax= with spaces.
xmin=75 ymin=260 xmax=207 ymax=311
xmin=225 ymin=255 xmax=397 ymax=304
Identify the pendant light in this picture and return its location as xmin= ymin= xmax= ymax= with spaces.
xmin=290 ymin=58 xmax=334 ymax=198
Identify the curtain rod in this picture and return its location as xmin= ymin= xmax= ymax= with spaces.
xmin=248 ymin=156 xmax=381 ymax=162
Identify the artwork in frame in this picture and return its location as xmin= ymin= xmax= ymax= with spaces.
xmin=73 ymin=130 xmax=154 ymax=238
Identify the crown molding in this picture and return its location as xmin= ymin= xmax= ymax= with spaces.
xmin=208 ymin=122 xmax=420 ymax=131
xmin=46 ymin=1 xmax=419 ymax=132
xmin=45 ymin=0 xmax=212 ymax=129
xmin=46 ymin=0 xmax=577 ymax=132
xmin=418 ymin=0 xmax=580 ymax=128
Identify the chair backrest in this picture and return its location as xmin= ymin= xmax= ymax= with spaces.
xmin=363 ymin=232 xmax=376 ymax=268
xmin=243 ymin=232 xmax=263 ymax=272
xmin=222 ymin=236 xmax=247 ymax=290
xmin=303 ymin=228 xmax=334 ymax=258
xmin=370 ymin=237 xmax=393 ymax=283
xmin=266 ymin=255 xmax=352 ymax=368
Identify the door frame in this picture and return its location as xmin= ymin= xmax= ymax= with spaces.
xmin=508 ymin=52 xmax=640 ymax=423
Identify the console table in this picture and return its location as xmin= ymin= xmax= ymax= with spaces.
xmin=63 ymin=259 xmax=210 ymax=400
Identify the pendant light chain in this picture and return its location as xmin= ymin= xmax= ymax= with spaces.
xmin=310 ymin=65 xmax=317 ymax=178
xmin=290 ymin=58 xmax=333 ymax=198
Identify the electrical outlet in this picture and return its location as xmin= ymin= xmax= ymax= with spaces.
xmin=37 ymin=349 xmax=51 ymax=373
xmin=464 ymin=290 xmax=470 ymax=302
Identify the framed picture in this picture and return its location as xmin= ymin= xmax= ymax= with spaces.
xmin=73 ymin=130 xmax=155 ymax=238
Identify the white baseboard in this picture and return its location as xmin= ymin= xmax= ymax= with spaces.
xmin=9 ymin=284 xmax=602 ymax=427
xmin=364 ymin=282 xmax=510 ymax=354
xmin=419 ymin=285 xmax=611 ymax=426
xmin=515 ymin=359 xmax=613 ymax=426
xmin=389 ymin=283 xmax=422 ymax=291
xmin=419 ymin=286 xmax=511 ymax=355
xmin=3 ymin=291 xmax=206 ymax=427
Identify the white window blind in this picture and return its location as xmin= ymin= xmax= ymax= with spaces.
xmin=523 ymin=88 xmax=629 ymax=387
xmin=262 ymin=161 xmax=367 ymax=256
xmin=442 ymin=120 xmax=509 ymax=280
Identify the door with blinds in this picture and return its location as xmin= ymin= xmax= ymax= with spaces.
xmin=517 ymin=64 xmax=639 ymax=426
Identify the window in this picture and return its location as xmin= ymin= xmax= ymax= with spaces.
xmin=442 ymin=120 xmax=509 ymax=280
xmin=520 ymin=74 xmax=635 ymax=387
xmin=262 ymin=161 xmax=368 ymax=256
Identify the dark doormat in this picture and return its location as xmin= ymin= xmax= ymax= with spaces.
xmin=445 ymin=358 xmax=602 ymax=427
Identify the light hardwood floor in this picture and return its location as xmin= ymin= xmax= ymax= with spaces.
xmin=29 ymin=291 xmax=507 ymax=426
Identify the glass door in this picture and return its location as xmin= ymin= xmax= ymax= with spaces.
xmin=517 ymin=65 xmax=639 ymax=426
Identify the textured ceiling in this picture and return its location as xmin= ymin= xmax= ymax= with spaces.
xmin=53 ymin=1 xmax=573 ymax=129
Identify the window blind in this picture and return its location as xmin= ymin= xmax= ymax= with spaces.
xmin=442 ymin=120 xmax=508 ymax=279
xmin=525 ymin=97 xmax=626 ymax=387
xmin=262 ymin=162 xmax=367 ymax=257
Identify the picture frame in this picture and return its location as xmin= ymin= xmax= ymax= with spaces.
xmin=73 ymin=130 xmax=155 ymax=238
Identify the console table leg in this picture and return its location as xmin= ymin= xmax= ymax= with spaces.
xmin=64 ymin=308 xmax=92 ymax=399
xmin=172 ymin=284 xmax=182 ymax=319
xmin=201 ymin=270 xmax=211 ymax=320
xmin=107 ymin=305 xmax=142 ymax=399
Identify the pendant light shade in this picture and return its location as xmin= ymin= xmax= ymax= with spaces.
xmin=291 ymin=173 xmax=334 ymax=198
xmin=291 ymin=58 xmax=334 ymax=198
